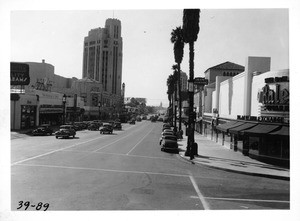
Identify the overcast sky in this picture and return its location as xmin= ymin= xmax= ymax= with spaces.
xmin=10 ymin=9 xmax=289 ymax=107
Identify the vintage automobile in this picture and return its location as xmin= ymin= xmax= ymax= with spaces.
xmin=55 ymin=125 xmax=76 ymax=139
xmin=159 ymin=131 xmax=176 ymax=145
xmin=113 ymin=122 xmax=122 ymax=130
xmin=160 ymin=135 xmax=179 ymax=153
xmin=87 ymin=123 xmax=100 ymax=131
xmin=162 ymin=123 xmax=172 ymax=131
xmin=32 ymin=124 xmax=53 ymax=136
xmin=129 ymin=119 xmax=136 ymax=124
xmin=162 ymin=128 xmax=175 ymax=135
xmin=99 ymin=123 xmax=114 ymax=134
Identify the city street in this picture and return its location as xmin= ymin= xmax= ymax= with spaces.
xmin=11 ymin=121 xmax=290 ymax=210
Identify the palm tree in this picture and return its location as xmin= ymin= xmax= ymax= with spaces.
xmin=182 ymin=9 xmax=200 ymax=159
xmin=171 ymin=65 xmax=178 ymax=132
xmin=170 ymin=27 xmax=184 ymax=133
xmin=166 ymin=74 xmax=176 ymax=124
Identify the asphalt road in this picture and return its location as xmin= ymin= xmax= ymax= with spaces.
xmin=11 ymin=121 xmax=290 ymax=210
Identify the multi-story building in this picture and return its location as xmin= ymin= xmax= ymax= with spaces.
xmin=11 ymin=18 xmax=125 ymax=129
xmin=81 ymin=18 xmax=123 ymax=118
xmin=82 ymin=18 xmax=123 ymax=97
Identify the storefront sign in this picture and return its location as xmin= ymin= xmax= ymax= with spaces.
xmin=258 ymin=81 xmax=290 ymax=110
xmin=194 ymin=77 xmax=208 ymax=85
xmin=10 ymin=62 xmax=30 ymax=85
xmin=35 ymin=78 xmax=53 ymax=91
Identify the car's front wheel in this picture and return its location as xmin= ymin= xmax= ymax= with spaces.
xmin=56 ymin=136 xmax=58 ymax=139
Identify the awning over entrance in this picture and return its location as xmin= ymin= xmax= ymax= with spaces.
xmin=228 ymin=122 xmax=257 ymax=135
xmin=242 ymin=124 xmax=281 ymax=136
xmin=216 ymin=121 xmax=244 ymax=133
xmin=269 ymin=126 xmax=289 ymax=136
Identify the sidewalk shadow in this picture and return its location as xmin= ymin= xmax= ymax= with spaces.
xmin=195 ymin=155 xmax=288 ymax=171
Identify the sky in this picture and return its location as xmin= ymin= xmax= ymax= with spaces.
xmin=9 ymin=8 xmax=290 ymax=107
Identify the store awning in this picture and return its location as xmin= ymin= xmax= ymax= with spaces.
xmin=269 ymin=126 xmax=289 ymax=136
xmin=228 ymin=122 xmax=257 ymax=135
xmin=242 ymin=124 xmax=281 ymax=136
xmin=216 ymin=121 xmax=244 ymax=132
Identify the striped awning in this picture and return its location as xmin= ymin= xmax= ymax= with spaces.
xmin=243 ymin=124 xmax=281 ymax=136
xmin=228 ymin=122 xmax=258 ymax=135
xmin=216 ymin=121 xmax=244 ymax=133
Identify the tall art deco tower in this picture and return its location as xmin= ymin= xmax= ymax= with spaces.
xmin=82 ymin=18 xmax=123 ymax=96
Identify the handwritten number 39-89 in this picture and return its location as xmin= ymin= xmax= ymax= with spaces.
xmin=17 ymin=201 xmax=49 ymax=211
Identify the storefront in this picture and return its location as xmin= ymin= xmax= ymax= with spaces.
xmin=201 ymin=57 xmax=289 ymax=167
xmin=243 ymin=123 xmax=289 ymax=167
xmin=39 ymin=104 xmax=63 ymax=125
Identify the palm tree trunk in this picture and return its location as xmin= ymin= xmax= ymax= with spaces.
xmin=185 ymin=41 xmax=195 ymax=159
xmin=177 ymin=63 xmax=182 ymax=132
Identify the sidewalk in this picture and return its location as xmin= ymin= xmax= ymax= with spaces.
xmin=177 ymin=131 xmax=290 ymax=181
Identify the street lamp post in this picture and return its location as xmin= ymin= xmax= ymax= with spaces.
xmin=62 ymin=94 xmax=67 ymax=124
xmin=98 ymin=101 xmax=101 ymax=120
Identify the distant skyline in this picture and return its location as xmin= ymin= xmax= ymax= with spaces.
xmin=10 ymin=9 xmax=289 ymax=107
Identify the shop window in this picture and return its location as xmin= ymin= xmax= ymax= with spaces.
xmin=20 ymin=105 xmax=36 ymax=129
xmin=248 ymin=136 xmax=260 ymax=155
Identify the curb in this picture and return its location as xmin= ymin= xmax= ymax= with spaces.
xmin=178 ymin=153 xmax=290 ymax=181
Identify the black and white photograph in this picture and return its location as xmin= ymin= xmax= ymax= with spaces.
xmin=1 ymin=0 xmax=300 ymax=221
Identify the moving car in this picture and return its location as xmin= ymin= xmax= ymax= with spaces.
xmin=55 ymin=125 xmax=76 ymax=139
xmin=99 ymin=123 xmax=113 ymax=134
xmin=32 ymin=124 xmax=53 ymax=136
xmin=160 ymin=135 xmax=179 ymax=153
xmin=113 ymin=122 xmax=122 ymax=130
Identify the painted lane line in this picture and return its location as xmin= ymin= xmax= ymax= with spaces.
xmin=12 ymin=123 xmax=148 ymax=165
xmin=189 ymin=175 xmax=210 ymax=210
xmin=11 ymin=135 xmax=108 ymax=166
xmin=15 ymin=163 xmax=190 ymax=178
xmin=92 ymin=123 xmax=149 ymax=152
xmin=126 ymin=126 xmax=155 ymax=155
xmin=204 ymin=197 xmax=290 ymax=204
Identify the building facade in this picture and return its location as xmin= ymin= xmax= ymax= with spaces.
xmin=201 ymin=56 xmax=289 ymax=167
xmin=10 ymin=61 xmax=85 ymax=130
xmin=82 ymin=18 xmax=123 ymax=97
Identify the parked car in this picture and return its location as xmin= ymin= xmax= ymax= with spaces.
xmin=99 ymin=123 xmax=113 ymax=134
xmin=162 ymin=123 xmax=171 ymax=131
xmin=160 ymin=135 xmax=179 ymax=153
xmin=159 ymin=131 xmax=176 ymax=145
xmin=93 ymin=120 xmax=103 ymax=127
xmin=32 ymin=124 xmax=53 ymax=136
xmin=87 ymin=123 xmax=100 ymax=131
xmin=114 ymin=122 xmax=122 ymax=130
xmin=129 ymin=119 xmax=136 ymax=124
xmin=65 ymin=122 xmax=81 ymax=131
xmin=55 ymin=125 xmax=76 ymax=139
xmin=162 ymin=129 xmax=175 ymax=135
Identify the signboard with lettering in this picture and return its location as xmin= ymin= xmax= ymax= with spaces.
xmin=257 ymin=76 xmax=289 ymax=112
xmin=10 ymin=62 xmax=30 ymax=85
xmin=194 ymin=77 xmax=208 ymax=85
